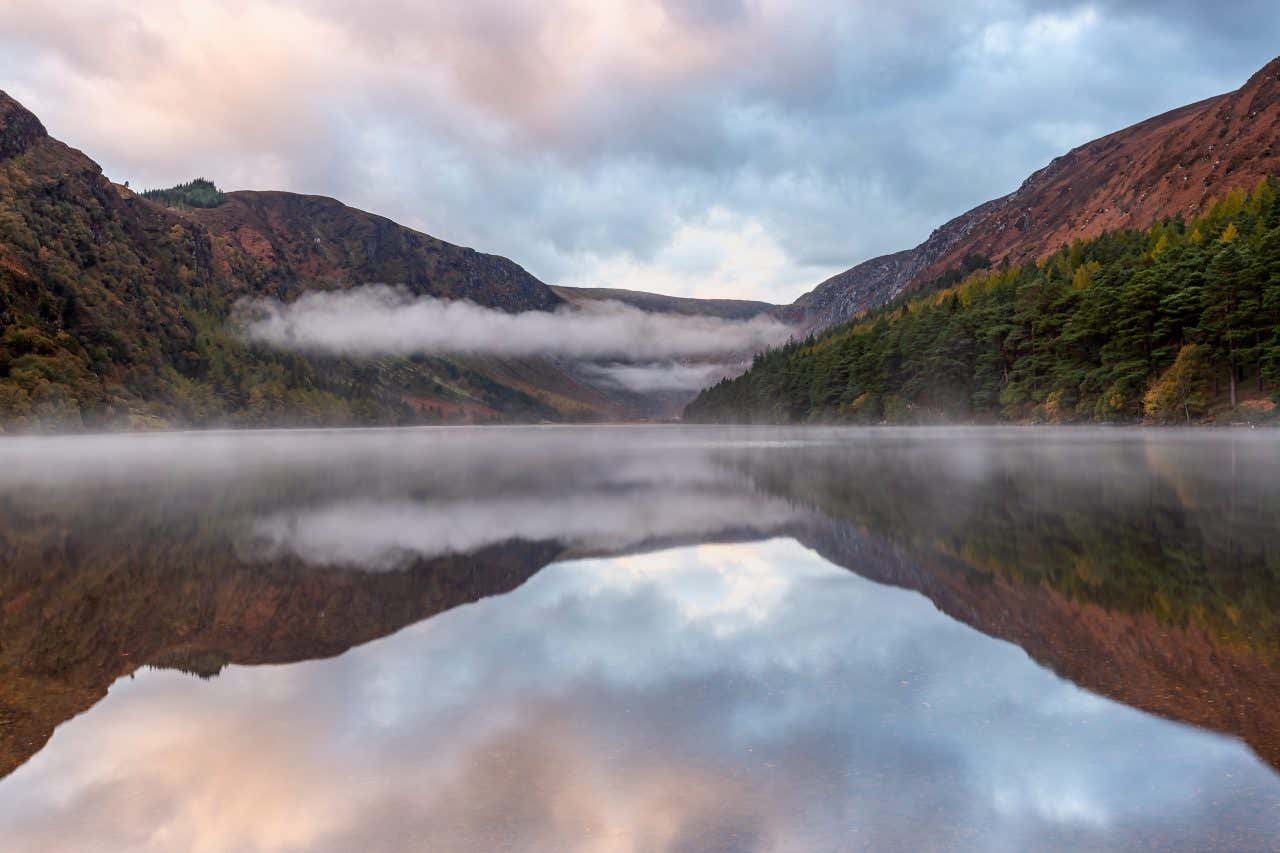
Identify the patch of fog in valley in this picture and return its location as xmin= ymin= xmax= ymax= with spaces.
xmin=234 ymin=287 xmax=796 ymax=394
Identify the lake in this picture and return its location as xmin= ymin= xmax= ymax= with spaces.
xmin=0 ymin=426 xmax=1278 ymax=851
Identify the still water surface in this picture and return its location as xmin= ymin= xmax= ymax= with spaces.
xmin=0 ymin=426 xmax=1278 ymax=851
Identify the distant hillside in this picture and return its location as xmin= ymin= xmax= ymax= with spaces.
xmin=553 ymin=285 xmax=775 ymax=319
xmin=781 ymin=55 xmax=1280 ymax=330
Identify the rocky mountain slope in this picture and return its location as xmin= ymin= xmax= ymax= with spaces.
xmin=185 ymin=189 xmax=562 ymax=311
xmin=784 ymin=55 xmax=1280 ymax=330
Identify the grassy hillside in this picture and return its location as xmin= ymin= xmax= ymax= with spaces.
xmin=687 ymin=179 xmax=1280 ymax=425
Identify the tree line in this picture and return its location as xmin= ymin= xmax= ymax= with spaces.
xmin=686 ymin=179 xmax=1280 ymax=425
xmin=139 ymin=178 xmax=227 ymax=209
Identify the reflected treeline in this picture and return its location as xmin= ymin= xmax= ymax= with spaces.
xmin=713 ymin=431 xmax=1280 ymax=658
xmin=709 ymin=429 xmax=1280 ymax=769
xmin=2 ymin=427 xmax=1279 ymax=779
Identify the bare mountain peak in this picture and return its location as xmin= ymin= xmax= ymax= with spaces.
xmin=0 ymin=91 xmax=48 ymax=160
xmin=1243 ymin=54 xmax=1280 ymax=90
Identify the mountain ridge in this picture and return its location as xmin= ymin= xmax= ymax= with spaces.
xmin=783 ymin=55 xmax=1280 ymax=329
xmin=180 ymin=188 xmax=564 ymax=312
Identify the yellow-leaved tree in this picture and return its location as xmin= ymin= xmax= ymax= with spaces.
xmin=1143 ymin=344 xmax=1212 ymax=423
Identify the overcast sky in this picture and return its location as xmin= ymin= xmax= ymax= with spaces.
xmin=2 ymin=1 xmax=1278 ymax=303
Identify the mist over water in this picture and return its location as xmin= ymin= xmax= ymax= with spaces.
xmin=1 ymin=426 xmax=1279 ymax=851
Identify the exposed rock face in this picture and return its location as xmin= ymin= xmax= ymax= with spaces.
xmin=0 ymin=94 xmax=47 ymax=161
xmin=785 ymin=55 xmax=1280 ymax=329
xmin=776 ymin=199 xmax=1003 ymax=329
xmin=186 ymin=190 xmax=563 ymax=312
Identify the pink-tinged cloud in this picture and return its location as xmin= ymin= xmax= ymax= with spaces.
xmin=0 ymin=1 xmax=1276 ymax=302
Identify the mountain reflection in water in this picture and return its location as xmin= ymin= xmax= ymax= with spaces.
xmin=0 ymin=426 xmax=1278 ymax=851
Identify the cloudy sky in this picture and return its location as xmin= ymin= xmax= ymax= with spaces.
xmin=2 ymin=1 xmax=1278 ymax=303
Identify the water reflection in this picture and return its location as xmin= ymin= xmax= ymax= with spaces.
xmin=1 ymin=426 xmax=1279 ymax=850
xmin=4 ymin=541 xmax=1278 ymax=851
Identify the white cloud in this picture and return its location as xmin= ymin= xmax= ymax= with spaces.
xmin=570 ymin=207 xmax=836 ymax=301
xmin=236 ymin=286 xmax=793 ymax=358
xmin=0 ymin=1 xmax=1276 ymax=302
xmin=243 ymin=491 xmax=805 ymax=570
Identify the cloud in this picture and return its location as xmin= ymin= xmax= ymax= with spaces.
xmin=242 ymin=490 xmax=805 ymax=570
xmin=235 ymin=286 xmax=793 ymax=358
xmin=2 ymin=2 xmax=1277 ymax=303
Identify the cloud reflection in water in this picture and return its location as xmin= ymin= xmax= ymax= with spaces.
xmin=2 ymin=539 xmax=1276 ymax=852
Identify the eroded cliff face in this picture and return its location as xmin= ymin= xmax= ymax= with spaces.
xmin=786 ymin=55 xmax=1280 ymax=329
xmin=183 ymin=190 xmax=563 ymax=312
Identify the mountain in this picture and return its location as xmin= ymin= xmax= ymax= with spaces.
xmin=0 ymin=92 xmax=771 ymax=430
xmin=687 ymin=185 xmax=1280 ymax=424
xmin=689 ymin=56 xmax=1280 ymax=425
xmin=180 ymin=188 xmax=563 ymax=311
xmin=0 ymin=90 xmax=621 ymax=428
xmin=7 ymin=56 xmax=1279 ymax=429
xmin=782 ymin=56 xmax=1280 ymax=329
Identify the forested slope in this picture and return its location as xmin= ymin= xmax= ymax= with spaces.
xmin=687 ymin=180 xmax=1280 ymax=425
